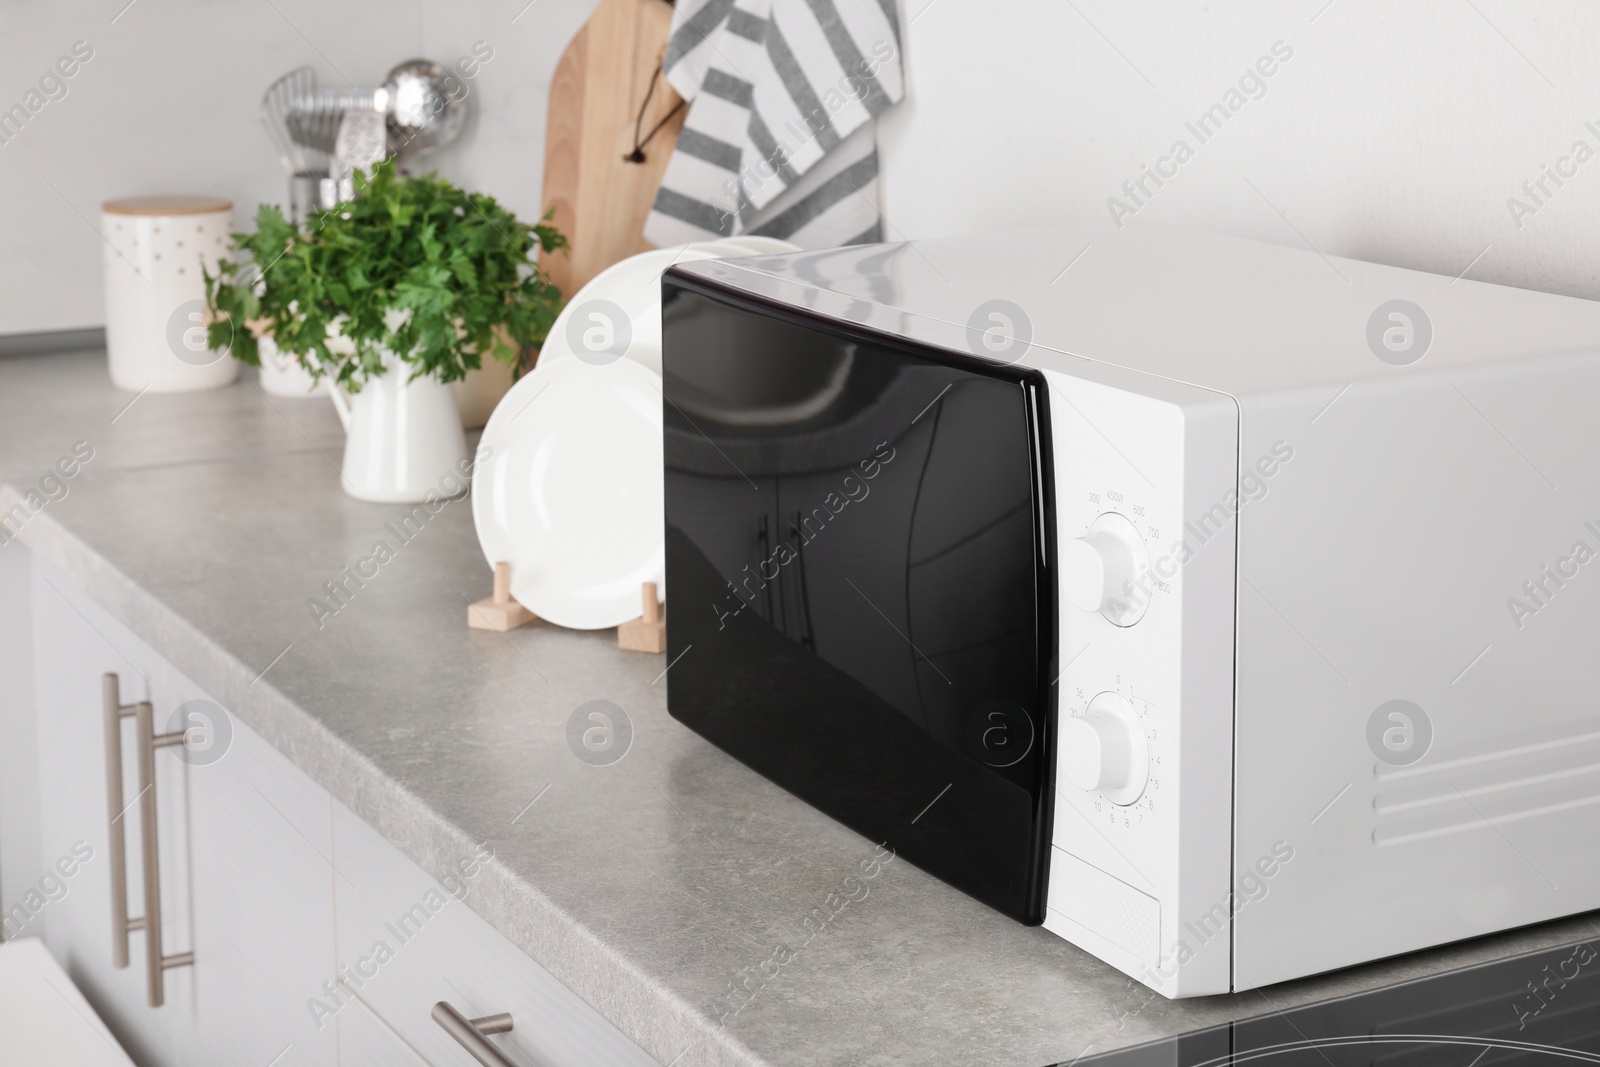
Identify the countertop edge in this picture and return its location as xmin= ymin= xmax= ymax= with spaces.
xmin=4 ymin=478 xmax=770 ymax=1067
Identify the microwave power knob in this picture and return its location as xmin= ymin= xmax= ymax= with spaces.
xmin=1060 ymin=692 xmax=1150 ymax=806
xmin=1061 ymin=512 xmax=1151 ymax=626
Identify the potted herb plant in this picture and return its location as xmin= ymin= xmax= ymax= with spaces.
xmin=205 ymin=160 xmax=566 ymax=502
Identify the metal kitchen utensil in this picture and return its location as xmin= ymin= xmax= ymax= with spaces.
xmin=261 ymin=66 xmax=330 ymax=223
xmin=261 ymin=61 xmax=469 ymax=219
xmin=288 ymin=86 xmax=381 ymax=154
xmin=380 ymin=59 xmax=468 ymax=167
xmin=331 ymin=109 xmax=390 ymax=204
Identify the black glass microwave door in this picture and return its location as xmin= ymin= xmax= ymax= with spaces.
xmin=661 ymin=279 xmax=1054 ymax=923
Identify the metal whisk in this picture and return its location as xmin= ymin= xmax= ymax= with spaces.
xmin=261 ymin=66 xmax=339 ymax=223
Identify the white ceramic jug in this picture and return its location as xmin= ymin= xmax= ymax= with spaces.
xmin=327 ymin=353 xmax=468 ymax=503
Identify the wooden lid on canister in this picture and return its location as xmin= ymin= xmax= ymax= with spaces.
xmin=102 ymin=195 xmax=232 ymax=216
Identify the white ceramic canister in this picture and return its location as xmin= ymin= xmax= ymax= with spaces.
xmin=101 ymin=196 xmax=240 ymax=393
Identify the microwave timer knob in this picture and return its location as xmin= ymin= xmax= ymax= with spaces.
xmin=1060 ymin=692 xmax=1150 ymax=805
xmin=1061 ymin=512 xmax=1151 ymax=625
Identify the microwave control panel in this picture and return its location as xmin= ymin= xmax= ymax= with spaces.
xmin=1039 ymin=364 xmax=1238 ymax=998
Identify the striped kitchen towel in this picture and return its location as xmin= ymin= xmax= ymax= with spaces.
xmin=642 ymin=0 xmax=904 ymax=250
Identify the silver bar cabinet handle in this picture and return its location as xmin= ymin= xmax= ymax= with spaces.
xmin=432 ymin=1002 xmax=515 ymax=1066
xmin=136 ymin=699 xmax=193 ymax=1007
xmin=103 ymin=674 xmax=143 ymax=969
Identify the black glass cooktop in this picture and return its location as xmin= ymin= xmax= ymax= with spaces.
xmin=1063 ymin=938 xmax=1600 ymax=1066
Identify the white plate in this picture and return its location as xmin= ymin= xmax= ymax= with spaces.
xmin=473 ymin=357 xmax=664 ymax=630
xmin=540 ymin=238 xmax=797 ymax=375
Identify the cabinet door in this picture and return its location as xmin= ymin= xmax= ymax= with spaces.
xmin=30 ymin=561 xmax=337 ymax=1067
xmin=0 ymin=545 xmax=41 ymax=944
xmin=156 ymin=657 xmax=337 ymax=1067
xmin=331 ymin=802 xmax=661 ymax=1067
xmin=334 ymin=995 xmax=436 ymax=1066
xmin=31 ymin=561 xmax=184 ymax=1067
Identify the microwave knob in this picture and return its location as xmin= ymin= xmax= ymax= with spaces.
xmin=1060 ymin=692 xmax=1149 ymax=806
xmin=1061 ymin=512 xmax=1151 ymax=625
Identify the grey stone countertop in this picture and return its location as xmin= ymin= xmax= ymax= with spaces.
xmin=4 ymin=350 xmax=1597 ymax=1067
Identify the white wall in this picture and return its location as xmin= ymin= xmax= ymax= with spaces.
xmin=0 ymin=0 xmax=596 ymax=336
xmin=878 ymin=0 xmax=1600 ymax=301
xmin=14 ymin=1 xmax=1592 ymax=334
xmin=420 ymin=0 xmax=599 ymax=230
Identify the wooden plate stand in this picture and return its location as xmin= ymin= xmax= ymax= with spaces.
xmin=467 ymin=566 xmax=665 ymax=654
xmin=616 ymin=582 xmax=666 ymax=653
xmin=467 ymin=562 xmax=537 ymax=631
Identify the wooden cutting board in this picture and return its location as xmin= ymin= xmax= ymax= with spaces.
xmin=539 ymin=0 xmax=686 ymax=301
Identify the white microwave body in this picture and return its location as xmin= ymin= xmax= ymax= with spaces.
xmin=666 ymin=224 xmax=1600 ymax=997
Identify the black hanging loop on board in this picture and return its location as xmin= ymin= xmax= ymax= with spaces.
xmin=624 ymin=60 xmax=686 ymax=164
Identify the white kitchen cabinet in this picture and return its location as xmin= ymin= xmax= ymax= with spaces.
xmin=331 ymin=801 xmax=662 ymax=1067
xmin=32 ymin=561 xmax=187 ymax=1067
xmin=334 ymin=991 xmax=440 ymax=1066
xmin=28 ymin=559 xmax=334 ymax=1067
xmin=158 ymin=658 xmax=338 ymax=1067
xmin=0 ymin=546 xmax=41 ymax=953
xmin=13 ymin=554 xmax=655 ymax=1067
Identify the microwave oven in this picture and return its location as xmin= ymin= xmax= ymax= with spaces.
xmin=659 ymin=224 xmax=1600 ymax=998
